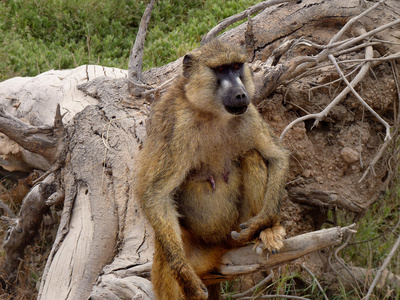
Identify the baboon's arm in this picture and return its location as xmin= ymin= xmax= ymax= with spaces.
xmin=232 ymin=122 xmax=289 ymax=243
xmin=258 ymin=131 xmax=290 ymax=217
xmin=138 ymin=148 xmax=207 ymax=297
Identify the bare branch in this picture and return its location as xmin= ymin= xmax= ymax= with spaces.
xmin=359 ymin=131 xmax=392 ymax=183
xmin=201 ymin=0 xmax=295 ymax=45
xmin=202 ymin=225 xmax=357 ymax=285
xmin=328 ymin=54 xmax=392 ymax=141
xmin=1 ymin=173 xmax=62 ymax=283
xmin=325 ymin=0 xmax=386 ymax=47
xmin=364 ymin=233 xmax=400 ymax=300
xmin=0 ymin=106 xmax=62 ymax=164
xmin=336 ymin=53 xmax=400 ymax=64
xmin=302 ymin=264 xmax=329 ymax=300
xmin=223 ymin=272 xmax=274 ymax=299
xmin=0 ymin=199 xmax=16 ymax=218
xmin=280 ymin=27 xmax=382 ymax=141
xmin=142 ymin=75 xmax=177 ymax=101
xmin=329 ymin=19 xmax=400 ymax=55
xmin=128 ymin=0 xmax=155 ymax=84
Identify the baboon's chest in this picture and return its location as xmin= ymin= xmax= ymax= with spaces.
xmin=175 ymin=160 xmax=243 ymax=243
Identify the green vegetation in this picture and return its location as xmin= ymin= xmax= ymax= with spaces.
xmin=0 ymin=0 xmax=258 ymax=82
xmin=342 ymin=191 xmax=400 ymax=270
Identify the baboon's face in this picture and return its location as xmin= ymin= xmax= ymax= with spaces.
xmin=182 ymin=42 xmax=254 ymax=117
xmin=213 ymin=63 xmax=250 ymax=115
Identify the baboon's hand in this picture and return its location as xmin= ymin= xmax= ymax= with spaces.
xmin=231 ymin=216 xmax=285 ymax=253
xmin=231 ymin=215 xmax=267 ymax=243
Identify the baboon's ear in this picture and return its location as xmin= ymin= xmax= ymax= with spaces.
xmin=182 ymin=54 xmax=193 ymax=78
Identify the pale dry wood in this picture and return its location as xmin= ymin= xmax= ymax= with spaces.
xmin=333 ymin=264 xmax=400 ymax=294
xmin=90 ymin=225 xmax=355 ymax=299
xmin=0 ymin=199 xmax=15 ymax=218
xmin=222 ymin=272 xmax=274 ymax=299
xmin=128 ymin=0 xmax=155 ymax=95
xmin=279 ymin=24 xmax=389 ymax=140
xmin=38 ymin=78 xmax=148 ymax=300
xmin=1 ymin=173 xmax=60 ymax=283
xmin=201 ymin=0 xmax=295 ymax=45
xmin=364 ymin=233 xmax=400 ymax=300
xmin=0 ymin=107 xmax=60 ymax=164
xmin=287 ymin=185 xmax=364 ymax=214
xmin=0 ymin=66 xmax=127 ymax=172
xmin=202 ymin=225 xmax=356 ymax=285
xmin=328 ymin=53 xmax=392 ymax=141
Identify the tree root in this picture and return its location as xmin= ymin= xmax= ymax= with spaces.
xmin=0 ymin=173 xmax=63 ymax=284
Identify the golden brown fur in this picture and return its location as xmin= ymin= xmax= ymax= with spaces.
xmin=135 ymin=39 xmax=289 ymax=300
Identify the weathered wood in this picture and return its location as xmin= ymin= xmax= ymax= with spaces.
xmin=38 ymin=77 xmax=148 ymax=300
xmin=0 ymin=107 xmax=60 ymax=164
xmin=89 ymin=226 xmax=355 ymax=299
xmin=2 ymin=174 xmax=58 ymax=283
xmin=128 ymin=0 xmax=155 ymax=96
xmin=203 ymin=225 xmax=356 ymax=285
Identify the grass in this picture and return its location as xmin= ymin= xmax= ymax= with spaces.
xmin=341 ymin=185 xmax=400 ymax=273
xmin=321 ymin=179 xmax=400 ymax=299
xmin=0 ymin=0 xmax=259 ymax=82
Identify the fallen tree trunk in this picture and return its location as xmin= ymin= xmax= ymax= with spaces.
xmin=1 ymin=0 xmax=400 ymax=299
xmin=89 ymin=225 xmax=355 ymax=299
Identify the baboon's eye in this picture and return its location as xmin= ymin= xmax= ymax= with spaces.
xmin=218 ymin=66 xmax=224 ymax=71
xmin=233 ymin=64 xmax=240 ymax=69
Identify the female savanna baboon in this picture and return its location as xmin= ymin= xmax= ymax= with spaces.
xmin=135 ymin=39 xmax=289 ymax=300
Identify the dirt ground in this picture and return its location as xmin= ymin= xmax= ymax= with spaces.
xmin=259 ymin=61 xmax=398 ymax=237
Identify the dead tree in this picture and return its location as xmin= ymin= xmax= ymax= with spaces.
xmin=1 ymin=0 xmax=400 ymax=299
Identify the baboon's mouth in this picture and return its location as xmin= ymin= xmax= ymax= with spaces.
xmin=225 ymin=105 xmax=248 ymax=115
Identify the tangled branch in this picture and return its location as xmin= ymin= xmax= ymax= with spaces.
xmin=278 ymin=1 xmax=399 ymax=141
xmin=201 ymin=0 xmax=297 ymax=45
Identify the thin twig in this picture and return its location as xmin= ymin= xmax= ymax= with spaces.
xmin=359 ymin=138 xmax=391 ymax=182
xmin=0 ymin=198 xmax=16 ymax=218
xmin=328 ymin=54 xmax=392 ymax=141
xmin=302 ymin=264 xmax=329 ymax=300
xmin=330 ymin=19 xmax=400 ymax=55
xmin=337 ymin=53 xmax=400 ymax=64
xmin=128 ymin=79 xmax=153 ymax=90
xmin=280 ymin=53 xmax=371 ymax=140
xmin=201 ymin=0 xmax=295 ymax=45
xmin=364 ymin=233 xmax=400 ymax=300
xmin=391 ymin=61 xmax=400 ymax=122
xmin=326 ymin=0 xmax=386 ymax=46
xmin=223 ymin=272 xmax=274 ymax=299
xmin=0 ymin=215 xmax=15 ymax=224
xmin=334 ymin=41 xmax=380 ymax=57
xmin=329 ymin=228 xmax=364 ymax=291
xmin=238 ymin=295 xmax=310 ymax=300
xmin=142 ymin=75 xmax=177 ymax=99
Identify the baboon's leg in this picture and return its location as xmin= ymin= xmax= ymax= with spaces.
xmin=152 ymin=241 xmax=181 ymax=300
xmin=206 ymin=283 xmax=222 ymax=300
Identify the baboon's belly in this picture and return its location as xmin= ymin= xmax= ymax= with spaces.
xmin=176 ymin=165 xmax=242 ymax=244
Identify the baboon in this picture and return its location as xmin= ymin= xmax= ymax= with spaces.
xmin=135 ymin=39 xmax=289 ymax=300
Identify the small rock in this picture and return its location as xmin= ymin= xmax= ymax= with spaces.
xmin=302 ymin=169 xmax=312 ymax=178
xmin=340 ymin=147 xmax=359 ymax=164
